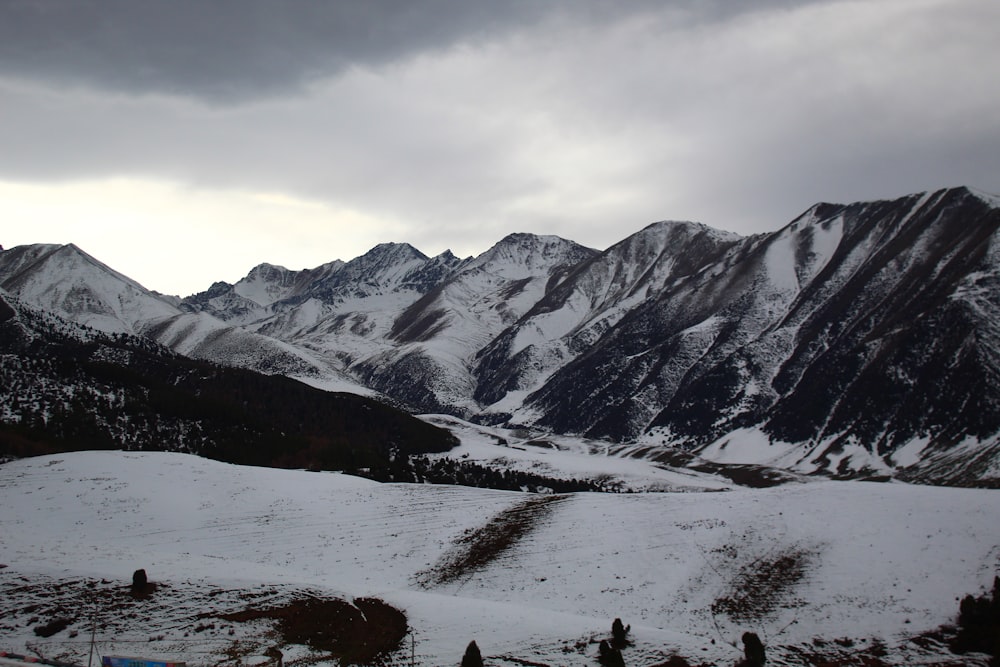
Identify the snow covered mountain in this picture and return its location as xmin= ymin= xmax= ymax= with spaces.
xmin=3 ymin=186 xmax=999 ymax=485
xmin=0 ymin=243 xmax=178 ymax=333
xmin=473 ymin=221 xmax=741 ymax=417
xmin=0 ymin=242 xmax=366 ymax=391
xmin=523 ymin=187 xmax=1000 ymax=484
xmin=353 ymin=234 xmax=597 ymax=413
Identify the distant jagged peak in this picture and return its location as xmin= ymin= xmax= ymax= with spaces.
xmin=785 ymin=186 xmax=1000 ymax=245
xmin=0 ymin=242 xmax=179 ymax=334
xmin=285 ymin=258 xmax=346 ymax=284
xmin=335 ymin=242 xmax=435 ymax=286
xmin=599 ymin=220 xmax=741 ymax=265
xmin=963 ymin=185 xmax=1000 ymax=208
xmin=182 ymin=280 xmax=234 ymax=305
xmin=0 ymin=243 xmax=61 ymax=280
xmin=0 ymin=241 xmax=155 ymax=295
xmin=312 ymin=258 xmax=347 ymax=272
xmin=244 ymin=262 xmax=292 ymax=279
xmin=492 ymin=231 xmax=588 ymax=250
xmin=417 ymin=248 xmax=465 ymax=278
xmin=293 ymin=242 xmax=446 ymax=303
xmin=913 ymin=184 xmax=999 ymax=207
xmin=638 ymin=219 xmax=742 ymax=243
xmin=205 ymin=280 xmax=235 ymax=295
xmin=793 ymin=185 xmax=996 ymax=223
xmin=590 ymin=219 xmax=743 ymax=282
xmin=432 ymin=248 xmax=462 ymax=263
xmin=467 ymin=232 xmax=597 ymax=275
xmin=231 ymin=264 xmax=302 ymax=307
xmin=55 ymin=242 xmax=133 ymax=277
xmin=239 ymin=258 xmax=350 ymax=285
xmin=355 ymin=241 xmax=429 ymax=265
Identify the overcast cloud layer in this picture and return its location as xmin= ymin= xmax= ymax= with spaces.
xmin=2 ymin=0 xmax=999 ymax=296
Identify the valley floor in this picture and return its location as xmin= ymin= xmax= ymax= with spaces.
xmin=1 ymin=451 xmax=998 ymax=666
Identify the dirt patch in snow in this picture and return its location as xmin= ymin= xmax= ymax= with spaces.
xmin=711 ymin=545 xmax=816 ymax=623
xmin=218 ymin=596 xmax=407 ymax=665
xmin=416 ymin=493 xmax=569 ymax=587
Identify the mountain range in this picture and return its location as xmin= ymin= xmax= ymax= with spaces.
xmin=2 ymin=185 xmax=999 ymax=486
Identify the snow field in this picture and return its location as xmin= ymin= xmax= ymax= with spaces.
xmin=1 ymin=451 xmax=998 ymax=666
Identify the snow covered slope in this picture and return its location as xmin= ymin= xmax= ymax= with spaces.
xmin=1 ymin=452 xmax=997 ymax=666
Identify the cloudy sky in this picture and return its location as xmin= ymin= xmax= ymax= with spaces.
xmin=2 ymin=0 xmax=999 ymax=296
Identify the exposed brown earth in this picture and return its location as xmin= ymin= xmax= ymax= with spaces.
xmin=415 ymin=493 xmax=569 ymax=587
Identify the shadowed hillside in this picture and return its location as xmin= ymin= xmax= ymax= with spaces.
xmin=0 ymin=292 xmax=457 ymax=471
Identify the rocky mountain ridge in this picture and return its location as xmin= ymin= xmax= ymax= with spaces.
xmin=3 ymin=186 xmax=999 ymax=485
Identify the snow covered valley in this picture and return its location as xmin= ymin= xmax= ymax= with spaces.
xmin=2 ymin=451 xmax=998 ymax=666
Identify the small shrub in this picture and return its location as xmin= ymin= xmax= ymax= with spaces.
xmin=951 ymin=576 xmax=1000 ymax=665
xmin=34 ymin=617 xmax=72 ymax=637
xmin=461 ymin=640 xmax=484 ymax=667
xmin=611 ymin=617 xmax=631 ymax=648
xmin=598 ymin=639 xmax=626 ymax=667
xmin=739 ymin=632 xmax=765 ymax=667
xmin=129 ymin=568 xmax=155 ymax=599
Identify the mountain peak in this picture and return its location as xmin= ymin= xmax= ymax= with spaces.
xmin=964 ymin=185 xmax=1000 ymax=208
xmin=640 ymin=219 xmax=742 ymax=244
xmin=434 ymin=249 xmax=461 ymax=263
xmin=246 ymin=262 xmax=289 ymax=276
xmin=0 ymin=242 xmax=179 ymax=333
xmin=492 ymin=232 xmax=581 ymax=249
xmin=363 ymin=242 xmax=428 ymax=262
xmin=471 ymin=233 xmax=597 ymax=275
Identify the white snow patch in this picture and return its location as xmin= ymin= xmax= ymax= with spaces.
xmin=763 ymin=230 xmax=801 ymax=292
xmin=889 ymin=436 xmax=931 ymax=468
xmin=968 ymin=185 xmax=1000 ymax=208
xmin=696 ymin=427 xmax=803 ymax=467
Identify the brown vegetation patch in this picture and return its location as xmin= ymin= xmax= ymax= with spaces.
xmin=711 ymin=546 xmax=815 ymax=623
xmin=33 ymin=617 xmax=72 ymax=637
xmin=128 ymin=581 xmax=159 ymax=600
xmin=416 ymin=494 xmax=568 ymax=587
xmin=219 ymin=596 xmax=407 ymax=665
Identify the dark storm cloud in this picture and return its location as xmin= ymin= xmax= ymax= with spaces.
xmin=2 ymin=0 xmax=998 ymax=297
xmin=0 ymin=0 xmax=824 ymax=101
xmin=0 ymin=0 xmax=543 ymax=100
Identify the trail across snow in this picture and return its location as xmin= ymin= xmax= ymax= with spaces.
xmin=1 ymin=451 xmax=998 ymax=666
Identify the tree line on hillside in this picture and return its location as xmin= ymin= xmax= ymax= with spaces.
xmin=0 ymin=296 xmax=457 ymax=470
xmin=359 ymin=453 xmax=626 ymax=492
